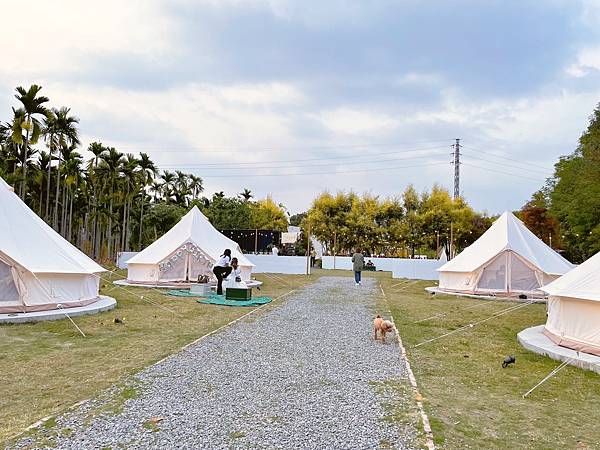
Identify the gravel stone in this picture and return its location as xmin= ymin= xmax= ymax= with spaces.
xmin=9 ymin=276 xmax=418 ymax=449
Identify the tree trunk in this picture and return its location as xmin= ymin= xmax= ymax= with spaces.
xmin=53 ymin=155 xmax=61 ymax=230
xmin=61 ymin=185 xmax=68 ymax=237
xmin=68 ymin=192 xmax=73 ymax=242
xmin=138 ymin=198 xmax=144 ymax=250
xmin=107 ymin=181 xmax=113 ymax=261
xmin=125 ymin=200 xmax=131 ymax=251
xmin=21 ymin=122 xmax=31 ymax=199
xmin=45 ymin=143 xmax=53 ymax=220
xmin=38 ymin=185 xmax=43 ymax=216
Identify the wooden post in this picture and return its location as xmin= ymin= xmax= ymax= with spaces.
xmin=254 ymin=229 xmax=258 ymax=254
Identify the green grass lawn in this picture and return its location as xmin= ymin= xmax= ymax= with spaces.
xmin=0 ymin=271 xmax=312 ymax=443
xmin=4 ymin=269 xmax=600 ymax=449
xmin=379 ymin=276 xmax=600 ymax=450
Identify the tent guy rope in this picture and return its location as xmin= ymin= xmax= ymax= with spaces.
xmin=522 ymin=358 xmax=573 ymax=398
xmin=412 ymin=300 xmax=536 ymax=348
xmin=56 ymin=304 xmax=86 ymax=337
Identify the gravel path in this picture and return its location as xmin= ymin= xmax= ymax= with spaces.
xmin=11 ymin=276 xmax=418 ymax=449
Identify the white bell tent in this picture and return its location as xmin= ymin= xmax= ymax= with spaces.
xmin=437 ymin=211 xmax=574 ymax=296
xmin=126 ymin=206 xmax=254 ymax=284
xmin=0 ymin=177 xmax=106 ymax=313
xmin=542 ymin=251 xmax=600 ymax=356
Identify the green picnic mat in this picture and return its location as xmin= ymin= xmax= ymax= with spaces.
xmin=165 ymin=289 xmax=208 ymax=297
xmin=196 ymin=294 xmax=272 ymax=307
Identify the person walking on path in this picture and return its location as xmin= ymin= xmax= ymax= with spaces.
xmin=352 ymin=249 xmax=365 ymax=285
xmin=213 ymin=249 xmax=232 ymax=295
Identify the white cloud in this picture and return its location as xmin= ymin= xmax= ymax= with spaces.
xmin=0 ymin=0 xmax=177 ymax=78
xmin=565 ymin=46 xmax=600 ymax=78
xmin=316 ymin=108 xmax=400 ymax=135
xmin=45 ymin=81 xmax=306 ymax=163
xmin=217 ymin=83 xmax=306 ymax=106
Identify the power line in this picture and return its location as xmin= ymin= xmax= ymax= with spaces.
xmin=157 ymin=152 xmax=448 ymax=172
xmin=113 ymin=139 xmax=455 ymax=153
xmin=462 ymin=152 xmax=553 ymax=176
xmin=461 ymin=162 xmax=547 ymax=183
xmin=461 ymin=145 xmax=553 ymax=172
xmin=194 ymin=160 xmax=449 ymax=178
xmin=154 ymin=146 xmax=448 ymax=168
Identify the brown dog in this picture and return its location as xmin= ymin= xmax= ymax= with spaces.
xmin=373 ymin=315 xmax=394 ymax=342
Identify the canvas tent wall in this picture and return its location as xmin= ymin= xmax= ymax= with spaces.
xmin=0 ymin=177 xmax=106 ymax=313
xmin=437 ymin=211 xmax=574 ymax=296
xmin=542 ymin=251 xmax=600 ymax=356
xmin=127 ymin=206 xmax=254 ymax=283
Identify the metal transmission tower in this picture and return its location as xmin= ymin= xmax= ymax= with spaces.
xmin=452 ymin=138 xmax=461 ymax=199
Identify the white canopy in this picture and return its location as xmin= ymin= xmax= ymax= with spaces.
xmin=437 ymin=211 xmax=574 ymax=295
xmin=542 ymin=251 xmax=600 ymax=301
xmin=127 ymin=206 xmax=254 ymax=283
xmin=0 ymin=177 xmax=106 ymax=312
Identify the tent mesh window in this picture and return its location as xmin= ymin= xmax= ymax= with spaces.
xmin=477 ymin=253 xmax=507 ymax=291
xmin=188 ymin=256 xmax=213 ymax=280
xmin=0 ymin=259 xmax=19 ymax=302
xmin=159 ymin=252 xmax=188 ymax=281
xmin=509 ymin=253 xmax=541 ymax=292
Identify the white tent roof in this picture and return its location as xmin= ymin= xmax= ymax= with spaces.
xmin=438 ymin=211 xmax=574 ymax=275
xmin=542 ymin=251 xmax=600 ymax=301
xmin=0 ymin=177 xmax=105 ymax=274
xmin=127 ymin=206 xmax=254 ymax=267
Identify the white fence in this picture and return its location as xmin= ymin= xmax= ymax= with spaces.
xmin=116 ymin=252 xmax=441 ymax=279
xmin=116 ymin=252 xmax=308 ymax=274
xmin=246 ymin=254 xmax=308 ymax=274
xmin=321 ymin=256 xmax=443 ymax=281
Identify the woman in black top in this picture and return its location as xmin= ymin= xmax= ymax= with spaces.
xmin=213 ymin=249 xmax=232 ymax=295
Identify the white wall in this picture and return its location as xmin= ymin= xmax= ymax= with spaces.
xmin=118 ymin=252 xmax=441 ymax=279
xmin=246 ymin=254 xmax=308 ymax=274
xmin=321 ymin=256 xmax=442 ymax=281
xmin=117 ymin=252 xmax=139 ymax=269
xmin=118 ymin=252 xmax=309 ymax=274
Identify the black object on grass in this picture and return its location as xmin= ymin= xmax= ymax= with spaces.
xmin=502 ymin=355 xmax=516 ymax=368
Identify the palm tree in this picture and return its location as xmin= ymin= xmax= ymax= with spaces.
xmin=9 ymin=108 xmax=27 ymax=185
xmin=36 ymin=151 xmax=51 ymax=215
xmin=60 ymin=148 xmax=83 ymax=239
xmin=189 ymin=174 xmax=204 ymax=200
xmin=119 ymin=154 xmax=139 ymax=252
xmin=137 ymin=152 xmax=157 ymax=249
xmin=160 ymin=170 xmax=175 ymax=203
xmin=14 ymin=85 xmax=49 ymax=198
xmin=50 ymin=107 xmax=80 ymax=230
xmin=174 ymin=170 xmax=189 ymax=205
xmin=239 ymin=188 xmax=253 ymax=201
xmin=100 ymin=147 xmax=124 ymax=260
xmin=149 ymin=180 xmax=163 ymax=203
xmin=88 ymin=142 xmax=106 ymax=258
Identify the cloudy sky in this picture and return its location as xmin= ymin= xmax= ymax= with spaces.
xmin=2 ymin=0 xmax=600 ymax=215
